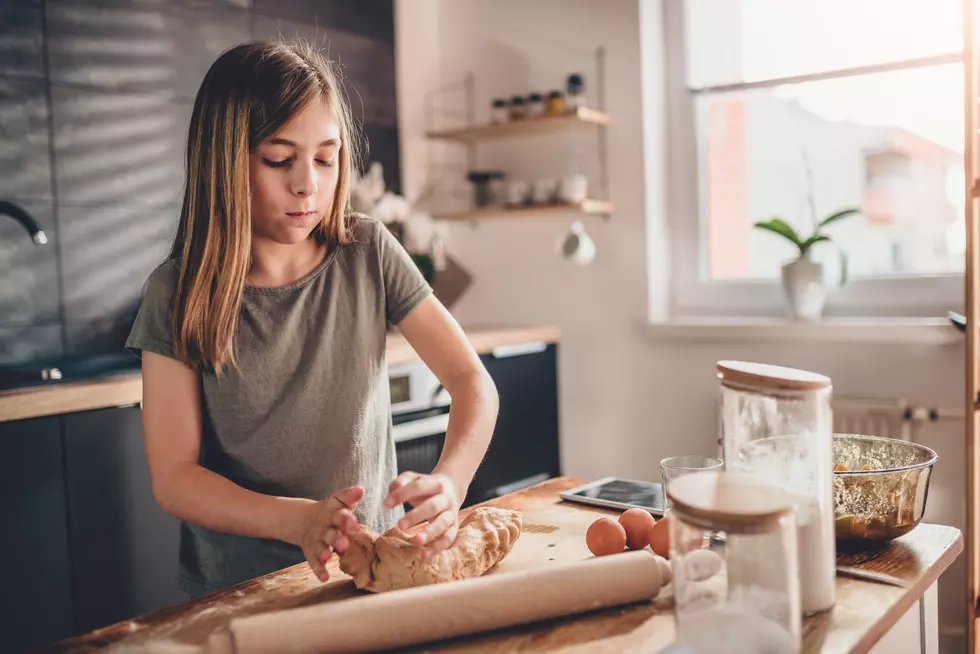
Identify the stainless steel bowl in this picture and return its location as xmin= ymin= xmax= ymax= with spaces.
xmin=832 ymin=434 xmax=937 ymax=542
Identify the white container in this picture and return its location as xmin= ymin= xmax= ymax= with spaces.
xmin=716 ymin=361 xmax=836 ymax=615
xmin=506 ymin=180 xmax=530 ymax=206
xmin=532 ymin=178 xmax=558 ymax=204
xmin=667 ymin=471 xmax=801 ymax=654
xmin=559 ymin=173 xmax=588 ymax=204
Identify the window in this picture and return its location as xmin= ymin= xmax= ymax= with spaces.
xmin=668 ymin=0 xmax=965 ymax=316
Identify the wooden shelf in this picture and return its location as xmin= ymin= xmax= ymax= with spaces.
xmin=425 ymin=107 xmax=612 ymax=142
xmin=432 ymin=199 xmax=613 ymax=222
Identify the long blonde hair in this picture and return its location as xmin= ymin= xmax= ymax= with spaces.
xmin=169 ymin=40 xmax=361 ymax=375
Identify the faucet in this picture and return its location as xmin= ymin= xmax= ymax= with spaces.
xmin=0 ymin=200 xmax=47 ymax=244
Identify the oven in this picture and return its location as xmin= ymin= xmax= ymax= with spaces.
xmin=390 ymin=360 xmax=451 ymax=480
xmin=390 ymin=349 xmax=560 ymax=508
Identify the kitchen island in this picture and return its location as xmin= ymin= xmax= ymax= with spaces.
xmin=41 ymin=477 xmax=962 ymax=654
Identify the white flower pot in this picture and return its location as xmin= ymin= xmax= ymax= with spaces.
xmin=781 ymin=256 xmax=827 ymax=321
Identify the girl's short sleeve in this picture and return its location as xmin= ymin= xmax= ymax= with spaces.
xmin=125 ymin=260 xmax=179 ymax=360
xmin=376 ymin=222 xmax=433 ymax=324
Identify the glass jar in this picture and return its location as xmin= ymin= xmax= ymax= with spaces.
xmin=667 ymin=471 xmax=801 ymax=654
xmin=526 ymin=92 xmax=545 ymax=118
xmin=566 ymin=73 xmax=585 ymax=111
xmin=508 ymin=96 xmax=526 ymax=120
xmin=717 ymin=360 xmax=836 ymax=615
xmin=490 ymin=98 xmax=508 ymax=123
xmin=546 ymin=90 xmax=565 ymax=116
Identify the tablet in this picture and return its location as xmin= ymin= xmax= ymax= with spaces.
xmin=559 ymin=477 xmax=665 ymax=515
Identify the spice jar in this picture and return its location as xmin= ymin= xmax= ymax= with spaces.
xmin=490 ymin=98 xmax=508 ymax=123
xmin=508 ymin=96 xmax=526 ymax=120
xmin=667 ymin=471 xmax=801 ymax=654
xmin=546 ymin=90 xmax=565 ymax=117
xmin=717 ymin=361 xmax=836 ymax=615
xmin=526 ymin=92 xmax=545 ymax=118
xmin=566 ymin=73 xmax=585 ymax=111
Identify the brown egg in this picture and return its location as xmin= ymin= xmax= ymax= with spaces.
xmin=586 ymin=517 xmax=627 ymax=557
xmin=648 ymin=515 xmax=671 ymax=558
xmin=618 ymin=508 xmax=657 ymax=550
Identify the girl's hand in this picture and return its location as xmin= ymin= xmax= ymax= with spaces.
xmin=384 ymin=472 xmax=462 ymax=559
xmin=299 ymin=485 xmax=364 ymax=582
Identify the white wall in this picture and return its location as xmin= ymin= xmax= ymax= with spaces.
xmin=396 ymin=0 xmax=662 ymax=480
xmin=395 ymin=1 xmax=967 ymax=650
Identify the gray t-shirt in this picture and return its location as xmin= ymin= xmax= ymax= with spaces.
xmin=125 ymin=215 xmax=432 ymax=596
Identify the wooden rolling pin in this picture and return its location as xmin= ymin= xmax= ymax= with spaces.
xmin=206 ymin=549 xmax=669 ymax=654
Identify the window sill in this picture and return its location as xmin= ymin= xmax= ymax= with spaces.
xmin=644 ymin=317 xmax=961 ymax=346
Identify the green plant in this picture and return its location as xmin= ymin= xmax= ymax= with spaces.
xmin=753 ymin=208 xmax=859 ymax=257
xmin=754 ymin=150 xmax=862 ymax=283
xmin=754 ymin=206 xmax=859 ymax=285
xmin=410 ymin=253 xmax=435 ymax=285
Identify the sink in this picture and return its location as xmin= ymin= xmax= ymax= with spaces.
xmin=0 ymin=353 xmax=141 ymax=392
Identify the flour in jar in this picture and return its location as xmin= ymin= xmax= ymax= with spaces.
xmin=676 ymin=604 xmax=799 ymax=654
xmin=735 ymin=434 xmax=836 ymax=614
xmin=793 ymin=494 xmax=836 ymax=613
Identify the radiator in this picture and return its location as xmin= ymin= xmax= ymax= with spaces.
xmin=833 ymin=395 xmax=964 ymax=442
xmin=714 ymin=396 xmax=962 ymax=453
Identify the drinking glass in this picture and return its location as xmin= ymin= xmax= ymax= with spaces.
xmin=660 ymin=455 xmax=724 ymax=513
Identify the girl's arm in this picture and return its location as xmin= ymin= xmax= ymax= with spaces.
xmin=141 ymin=351 xmax=360 ymax=581
xmin=384 ymin=295 xmax=499 ymax=554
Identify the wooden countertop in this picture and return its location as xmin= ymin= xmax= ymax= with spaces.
xmin=0 ymin=325 xmax=559 ymax=423
xmin=44 ymin=477 xmax=962 ymax=654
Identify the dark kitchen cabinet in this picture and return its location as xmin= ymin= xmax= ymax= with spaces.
xmin=392 ymin=341 xmax=561 ymax=508
xmin=1 ymin=416 xmax=75 ymax=653
xmin=467 ymin=343 xmax=561 ymax=505
xmin=63 ymin=405 xmax=184 ymax=634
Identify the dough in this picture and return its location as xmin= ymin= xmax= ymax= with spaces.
xmin=338 ymin=507 xmax=523 ymax=592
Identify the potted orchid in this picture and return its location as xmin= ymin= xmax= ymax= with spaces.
xmin=754 ymin=207 xmax=859 ymax=321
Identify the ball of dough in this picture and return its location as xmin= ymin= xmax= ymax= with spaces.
xmin=586 ymin=517 xmax=627 ymax=557
xmin=618 ymin=508 xmax=657 ymax=550
xmin=339 ymin=507 xmax=523 ymax=592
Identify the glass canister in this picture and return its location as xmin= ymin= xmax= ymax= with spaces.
xmin=508 ymin=96 xmax=527 ymax=120
xmin=546 ymin=90 xmax=565 ymax=116
xmin=526 ymin=92 xmax=545 ymax=118
xmin=667 ymin=471 xmax=801 ymax=654
xmin=490 ymin=98 xmax=508 ymax=123
xmin=565 ymin=73 xmax=585 ymax=111
xmin=717 ymin=360 xmax=836 ymax=615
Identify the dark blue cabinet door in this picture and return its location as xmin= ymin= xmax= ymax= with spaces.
xmin=63 ymin=405 xmax=184 ymax=633
xmin=1 ymin=416 xmax=74 ymax=654
xmin=469 ymin=344 xmax=561 ymax=505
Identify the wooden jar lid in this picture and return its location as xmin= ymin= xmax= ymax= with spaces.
xmin=717 ymin=360 xmax=831 ymax=392
xmin=666 ymin=471 xmax=794 ymax=533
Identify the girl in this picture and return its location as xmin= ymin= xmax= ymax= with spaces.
xmin=125 ymin=40 xmax=498 ymax=598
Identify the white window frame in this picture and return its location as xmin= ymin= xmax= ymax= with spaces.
xmin=661 ymin=0 xmax=965 ymax=319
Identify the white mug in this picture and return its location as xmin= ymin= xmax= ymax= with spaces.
xmin=532 ymin=178 xmax=558 ymax=204
xmin=507 ymin=180 xmax=531 ymax=206
xmin=557 ymin=221 xmax=596 ymax=266
xmin=560 ymin=174 xmax=588 ymax=204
